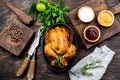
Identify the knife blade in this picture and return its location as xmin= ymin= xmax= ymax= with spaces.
xmin=16 ymin=27 xmax=42 ymax=77
xmin=28 ymin=28 xmax=41 ymax=56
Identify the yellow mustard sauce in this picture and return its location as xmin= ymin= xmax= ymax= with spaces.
xmin=99 ymin=12 xmax=113 ymax=26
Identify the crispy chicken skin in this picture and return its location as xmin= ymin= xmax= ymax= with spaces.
xmin=44 ymin=26 xmax=76 ymax=68
xmin=51 ymin=59 xmax=56 ymax=66
xmin=44 ymin=43 xmax=58 ymax=59
xmin=45 ymin=26 xmax=72 ymax=54
xmin=63 ymin=44 xmax=76 ymax=61
xmin=45 ymin=32 xmax=49 ymax=44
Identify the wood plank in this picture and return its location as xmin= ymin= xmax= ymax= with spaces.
xmin=68 ymin=0 xmax=120 ymax=48
xmin=0 ymin=0 xmax=120 ymax=80
xmin=0 ymin=19 xmax=34 ymax=56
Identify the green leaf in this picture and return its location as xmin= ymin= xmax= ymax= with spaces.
xmin=44 ymin=10 xmax=50 ymax=15
xmin=45 ymin=14 xmax=51 ymax=21
xmin=52 ymin=12 xmax=57 ymax=17
xmin=36 ymin=12 xmax=41 ymax=20
xmin=55 ymin=3 xmax=60 ymax=8
xmin=51 ymin=19 xmax=55 ymax=24
xmin=61 ymin=5 xmax=69 ymax=14
xmin=28 ymin=3 xmax=36 ymax=15
xmin=59 ymin=0 xmax=64 ymax=3
xmin=56 ymin=16 xmax=61 ymax=23
xmin=31 ymin=0 xmax=69 ymax=34
xmin=61 ymin=16 xmax=66 ymax=23
xmin=47 ymin=21 xmax=51 ymax=26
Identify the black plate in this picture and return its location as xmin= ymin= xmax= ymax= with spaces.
xmin=41 ymin=23 xmax=78 ymax=73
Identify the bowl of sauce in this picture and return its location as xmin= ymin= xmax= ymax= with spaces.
xmin=83 ymin=25 xmax=101 ymax=42
xmin=78 ymin=6 xmax=95 ymax=23
xmin=97 ymin=10 xmax=114 ymax=27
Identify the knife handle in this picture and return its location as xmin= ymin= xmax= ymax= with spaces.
xmin=6 ymin=2 xmax=34 ymax=26
xmin=16 ymin=57 xmax=30 ymax=77
xmin=27 ymin=59 xmax=35 ymax=80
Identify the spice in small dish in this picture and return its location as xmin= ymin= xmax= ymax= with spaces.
xmin=97 ymin=10 xmax=114 ymax=27
xmin=83 ymin=25 xmax=101 ymax=43
xmin=9 ymin=27 xmax=23 ymax=42
xmin=78 ymin=6 xmax=95 ymax=23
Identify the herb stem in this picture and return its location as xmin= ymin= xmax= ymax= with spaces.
xmin=80 ymin=60 xmax=104 ymax=76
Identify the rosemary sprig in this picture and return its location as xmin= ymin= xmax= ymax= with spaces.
xmin=80 ymin=60 xmax=104 ymax=76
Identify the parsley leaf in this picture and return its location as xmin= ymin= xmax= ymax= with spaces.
xmin=28 ymin=3 xmax=36 ymax=15
xmin=29 ymin=0 xmax=69 ymax=33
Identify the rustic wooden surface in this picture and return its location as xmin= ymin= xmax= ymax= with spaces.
xmin=0 ymin=0 xmax=120 ymax=80
xmin=68 ymin=0 xmax=120 ymax=49
xmin=6 ymin=2 xmax=34 ymax=26
xmin=0 ymin=19 xmax=34 ymax=56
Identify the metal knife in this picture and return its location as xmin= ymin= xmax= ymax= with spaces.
xmin=16 ymin=27 xmax=42 ymax=77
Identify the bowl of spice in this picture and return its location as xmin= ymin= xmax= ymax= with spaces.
xmin=9 ymin=27 xmax=24 ymax=43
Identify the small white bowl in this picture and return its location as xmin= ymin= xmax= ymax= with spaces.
xmin=78 ymin=6 xmax=95 ymax=23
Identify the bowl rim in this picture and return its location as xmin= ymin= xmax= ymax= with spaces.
xmin=40 ymin=23 xmax=79 ymax=73
xmin=97 ymin=10 xmax=114 ymax=27
xmin=78 ymin=6 xmax=95 ymax=23
xmin=83 ymin=25 xmax=101 ymax=43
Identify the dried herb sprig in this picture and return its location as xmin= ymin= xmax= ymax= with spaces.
xmin=80 ymin=60 xmax=104 ymax=76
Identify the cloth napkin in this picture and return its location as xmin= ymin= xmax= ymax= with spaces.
xmin=69 ymin=45 xmax=115 ymax=80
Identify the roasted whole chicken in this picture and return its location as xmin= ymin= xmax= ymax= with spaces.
xmin=44 ymin=26 xmax=76 ymax=68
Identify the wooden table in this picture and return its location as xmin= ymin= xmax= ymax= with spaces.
xmin=0 ymin=0 xmax=120 ymax=80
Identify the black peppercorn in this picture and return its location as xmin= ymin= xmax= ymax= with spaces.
xmin=9 ymin=27 xmax=23 ymax=42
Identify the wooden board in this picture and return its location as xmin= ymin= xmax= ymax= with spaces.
xmin=68 ymin=0 xmax=120 ymax=48
xmin=1 ymin=0 xmax=120 ymax=80
xmin=0 ymin=19 xmax=34 ymax=56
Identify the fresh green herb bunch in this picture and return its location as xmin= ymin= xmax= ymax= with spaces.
xmin=80 ymin=60 xmax=104 ymax=76
xmin=29 ymin=0 xmax=69 ymax=33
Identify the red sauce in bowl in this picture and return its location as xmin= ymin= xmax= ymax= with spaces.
xmin=85 ymin=27 xmax=99 ymax=40
xmin=83 ymin=26 xmax=101 ymax=42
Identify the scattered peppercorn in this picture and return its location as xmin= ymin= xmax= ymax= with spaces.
xmin=9 ymin=27 xmax=23 ymax=42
